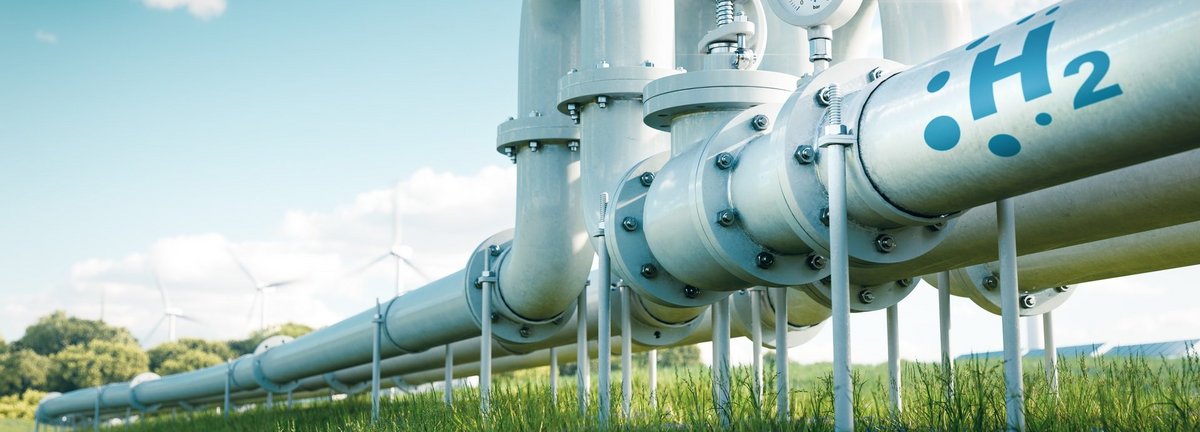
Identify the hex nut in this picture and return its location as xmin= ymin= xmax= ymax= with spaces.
xmin=639 ymin=171 xmax=655 ymax=187
xmin=755 ymin=252 xmax=775 ymax=269
xmin=858 ymin=290 xmax=875 ymax=304
xmin=640 ymin=263 xmax=659 ymax=279
xmin=1021 ymin=295 xmax=1037 ymax=309
xmin=982 ymin=275 xmax=999 ymax=291
xmin=715 ymin=152 xmax=735 ymax=170
xmin=751 ymin=114 xmax=770 ymax=131
xmin=683 ymin=285 xmax=700 ymax=299
xmin=874 ymin=234 xmax=897 ymax=253
xmin=717 ymin=209 xmax=737 ymax=227
xmin=621 ymin=217 xmax=640 ymax=232
xmin=806 ymin=254 xmax=827 ymax=270
xmin=794 ymin=145 xmax=817 ymax=165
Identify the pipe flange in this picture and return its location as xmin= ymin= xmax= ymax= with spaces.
xmin=800 ymin=276 xmax=917 ymax=312
xmin=251 ymin=357 xmax=301 ymax=394
xmin=127 ymin=372 xmax=161 ymax=413
xmin=379 ymin=297 xmax=416 ymax=354
xmin=464 ymin=230 xmax=576 ymax=345
xmin=611 ymin=288 xmax=708 ymax=347
xmin=608 ymin=152 xmax=726 ymax=308
xmin=732 ymin=288 xmax=826 ymax=349
xmin=770 ymin=59 xmax=957 ymax=266
xmin=557 ymin=66 xmax=680 ymax=114
xmin=322 ymin=373 xmax=369 ymax=395
xmin=642 ymin=69 xmax=799 ymax=131
xmin=495 ymin=116 xmax=580 ymax=155
xmin=947 ymin=265 xmax=1076 ymax=316
xmin=693 ymin=105 xmax=829 ymax=287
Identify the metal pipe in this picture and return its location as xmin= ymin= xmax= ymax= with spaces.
xmin=620 ymin=284 xmax=632 ymax=418
xmin=775 ymin=287 xmax=789 ymax=421
xmin=750 ymin=288 xmax=764 ymax=407
xmin=860 ymin=0 xmax=1200 ymax=218
xmin=648 ymin=349 xmax=658 ymax=409
xmin=549 ymin=347 xmax=558 ymax=405
xmin=371 ymin=303 xmax=382 ymax=423
xmin=576 ymin=284 xmax=590 ymax=414
xmin=480 ymin=252 xmax=495 ymax=416
xmin=712 ymin=296 xmax=732 ymax=427
xmin=998 ymin=198 xmax=1025 ymax=431
xmin=886 ymin=305 xmax=901 ymax=415
xmin=938 ymin=271 xmax=954 ymax=401
xmin=1043 ymin=312 xmax=1059 ymax=397
xmin=597 ymin=211 xmax=612 ymax=425
xmin=824 ymin=81 xmax=854 ymax=430
xmin=443 ymin=344 xmax=452 ymax=406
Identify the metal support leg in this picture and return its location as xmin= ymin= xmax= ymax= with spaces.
xmin=596 ymin=198 xmax=612 ymax=426
xmin=371 ymin=300 xmax=383 ymax=424
xmin=938 ymin=271 xmax=954 ymax=401
xmin=1043 ymin=311 xmax=1059 ymax=397
xmin=479 ymin=250 xmax=497 ymax=417
xmin=713 ymin=296 xmax=732 ymax=427
xmin=823 ymin=83 xmax=854 ymax=431
xmin=223 ymin=361 xmax=232 ymax=421
xmin=998 ymin=198 xmax=1026 ymax=431
xmin=887 ymin=305 xmax=902 ymax=415
xmin=775 ymin=287 xmax=789 ymax=421
xmin=93 ymin=387 xmax=99 ymax=432
xmin=750 ymin=289 xmax=764 ymax=408
xmin=287 ymin=391 xmax=293 ymax=409
xmin=550 ymin=347 xmax=559 ymax=406
xmin=577 ymin=284 xmax=590 ymax=415
xmin=648 ymin=349 xmax=658 ymax=409
xmin=444 ymin=344 xmax=454 ymax=406
xmin=267 ymin=392 xmax=273 ymax=409
xmin=620 ymin=284 xmax=632 ymax=419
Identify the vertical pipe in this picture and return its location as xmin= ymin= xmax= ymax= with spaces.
xmin=92 ymin=388 xmax=98 ymax=432
xmin=1043 ymin=312 xmax=1059 ymax=397
xmin=998 ymin=198 xmax=1025 ymax=432
xmin=287 ymin=391 xmax=293 ymax=409
xmin=775 ymin=287 xmax=789 ymax=421
xmin=750 ymin=289 xmax=764 ymax=407
xmin=444 ymin=344 xmax=453 ymax=406
xmin=576 ymin=285 xmax=590 ymax=414
xmin=826 ymin=103 xmax=853 ymax=431
xmin=938 ymin=271 xmax=954 ymax=401
xmin=550 ymin=347 xmax=559 ymax=405
xmin=597 ymin=203 xmax=612 ymax=425
xmin=223 ymin=362 xmax=231 ymax=421
xmin=648 ymin=349 xmax=658 ymax=409
xmin=620 ymin=284 xmax=632 ymax=418
xmin=371 ymin=303 xmax=382 ymax=423
xmin=713 ymin=296 xmax=732 ymax=427
xmin=480 ymin=252 xmax=495 ymax=417
xmin=267 ymin=392 xmax=273 ymax=409
xmin=886 ymin=305 xmax=901 ymax=415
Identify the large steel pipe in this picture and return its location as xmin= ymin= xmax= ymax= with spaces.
xmin=860 ymin=0 xmax=1200 ymax=218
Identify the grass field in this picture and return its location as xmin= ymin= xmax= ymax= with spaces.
xmin=36 ymin=354 xmax=1200 ymax=431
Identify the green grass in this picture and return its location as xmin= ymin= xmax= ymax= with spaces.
xmin=66 ymin=354 xmax=1200 ymax=431
xmin=0 ymin=419 xmax=33 ymax=432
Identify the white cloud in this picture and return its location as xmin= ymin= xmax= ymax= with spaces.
xmin=142 ymin=0 xmax=228 ymax=20
xmin=34 ymin=30 xmax=57 ymax=44
xmin=3 ymin=165 xmax=515 ymax=348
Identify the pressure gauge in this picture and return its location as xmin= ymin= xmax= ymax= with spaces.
xmin=766 ymin=0 xmax=863 ymax=29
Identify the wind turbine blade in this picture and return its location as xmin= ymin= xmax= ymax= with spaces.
xmin=228 ymin=248 xmax=261 ymax=288
xmin=151 ymin=265 xmax=171 ymax=310
xmin=264 ymin=278 xmax=303 ymax=289
xmin=246 ymin=292 xmax=261 ymax=323
xmin=399 ymin=257 xmax=431 ymax=282
xmin=347 ymin=253 xmax=391 ymax=278
xmin=144 ymin=315 xmax=167 ymax=343
xmin=177 ymin=314 xmax=203 ymax=324
xmin=391 ymin=182 xmax=402 ymax=247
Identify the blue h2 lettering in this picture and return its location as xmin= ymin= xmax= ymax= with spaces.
xmin=969 ymin=22 xmax=1055 ymax=120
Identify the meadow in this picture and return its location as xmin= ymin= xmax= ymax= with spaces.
xmin=30 ymin=354 xmax=1200 ymax=431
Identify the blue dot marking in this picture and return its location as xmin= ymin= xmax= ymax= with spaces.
xmin=988 ymin=134 xmax=1021 ymax=157
xmin=966 ymin=35 xmax=988 ymax=50
xmin=924 ymin=116 xmax=960 ymax=151
xmin=1017 ymin=14 xmax=1035 ymax=25
xmin=927 ymin=71 xmax=950 ymax=93
xmin=1046 ymin=6 xmax=1059 ymax=15
xmin=1036 ymin=113 xmax=1052 ymax=126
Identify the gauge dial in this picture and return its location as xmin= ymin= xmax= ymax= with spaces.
xmin=766 ymin=0 xmax=863 ymax=29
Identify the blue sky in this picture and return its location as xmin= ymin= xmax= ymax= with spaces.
xmin=1 ymin=0 xmax=1197 ymax=366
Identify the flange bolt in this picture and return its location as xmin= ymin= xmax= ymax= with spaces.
xmin=867 ymin=67 xmax=885 ymax=82
xmin=640 ymin=263 xmax=659 ymax=279
xmin=859 ymin=290 xmax=876 ymax=304
xmin=794 ymin=145 xmax=817 ymax=165
xmin=820 ymin=207 xmax=830 ymax=226
xmin=621 ymin=217 xmax=639 ymax=232
xmin=717 ymin=209 xmax=737 ymax=227
xmin=1054 ymin=286 xmax=1071 ymax=293
xmin=897 ymin=278 xmax=913 ymax=287
xmin=683 ymin=285 xmax=700 ymax=299
xmin=1020 ymin=295 xmax=1037 ymax=309
xmin=715 ymin=152 xmax=735 ymax=170
xmin=806 ymin=254 xmax=827 ymax=270
xmin=755 ymin=252 xmax=775 ymax=269
xmin=982 ymin=275 xmax=999 ymax=291
xmin=874 ymin=234 xmax=897 ymax=253
xmin=639 ymin=172 xmax=655 ymax=187
xmin=751 ymin=115 xmax=770 ymax=131
xmin=519 ymin=327 xmax=532 ymax=338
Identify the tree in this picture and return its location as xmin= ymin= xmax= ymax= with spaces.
xmin=15 ymin=311 xmax=136 ymax=356
xmin=226 ymin=322 xmax=314 ymax=355
xmin=148 ymin=338 xmax=235 ymax=372
xmin=48 ymin=340 xmax=148 ymax=392
xmin=655 ymin=344 xmax=702 ymax=369
xmin=0 ymin=349 xmax=50 ymax=396
xmin=156 ymin=350 xmax=223 ymax=375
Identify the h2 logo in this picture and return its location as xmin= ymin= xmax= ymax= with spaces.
xmin=922 ymin=4 xmax=1124 ymax=157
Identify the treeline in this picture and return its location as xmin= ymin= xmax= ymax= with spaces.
xmin=0 ymin=311 xmax=312 ymax=404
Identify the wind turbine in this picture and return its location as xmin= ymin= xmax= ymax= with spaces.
xmin=229 ymin=248 xmax=302 ymax=331
xmin=350 ymin=183 xmax=429 ymax=298
xmin=145 ymin=267 xmax=199 ymax=343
